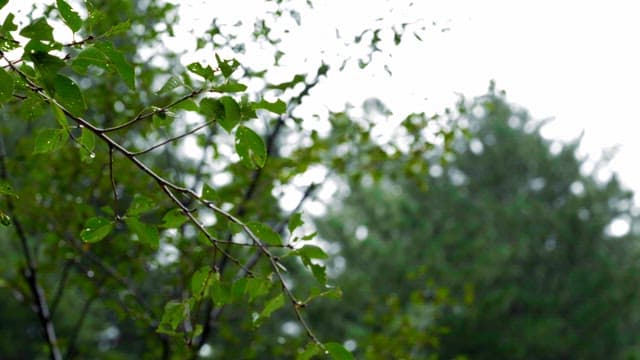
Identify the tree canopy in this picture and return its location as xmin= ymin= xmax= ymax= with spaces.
xmin=314 ymin=88 xmax=640 ymax=359
xmin=0 ymin=0 xmax=456 ymax=358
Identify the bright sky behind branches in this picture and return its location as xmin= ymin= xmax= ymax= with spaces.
xmin=173 ymin=0 xmax=640 ymax=203
xmin=3 ymin=0 xmax=638 ymax=202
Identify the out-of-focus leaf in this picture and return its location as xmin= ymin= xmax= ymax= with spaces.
xmin=54 ymin=74 xmax=86 ymax=115
xmin=293 ymin=245 xmax=328 ymax=260
xmin=71 ymin=46 xmax=109 ymax=74
xmin=78 ymin=128 xmax=95 ymax=162
xmin=33 ymin=129 xmax=66 ymax=154
xmin=215 ymin=53 xmax=234 ymax=78
xmin=247 ymin=221 xmax=281 ymax=246
xmin=0 ymin=182 xmax=18 ymax=198
xmin=80 ymin=217 xmax=113 ymax=243
xmin=127 ymin=194 xmax=155 ymax=216
xmin=288 ymin=213 xmax=304 ymax=233
xmin=235 ymin=126 xmax=266 ymax=168
xmin=297 ymin=343 xmax=321 ymax=360
xmin=56 ymin=0 xmax=83 ymax=33
xmin=94 ymin=42 xmax=135 ymax=89
xmin=20 ymin=18 xmax=54 ymax=41
xmin=253 ymin=293 xmax=284 ymax=326
xmin=252 ymin=99 xmax=286 ymax=114
xmin=213 ymin=81 xmax=247 ymax=93
xmin=245 ymin=277 xmax=272 ymax=301
xmin=126 ymin=217 xmax=159 ymax=249
xmin=158 ymin=75 xmax=183 ymax=94
xmin=190 ymin=266 xmax=213 ymax=298
xmin=161 ymin=208 xmax=188 ymax=228
xmin=325 ymin=343 xmax=354 ymax=360
xmin=219 ymin=96 xmax=241 ymax=132
xmin=157 ymin=300 xmax=186 ymax=335
xmin=0 ymin=68 xmax=14 ymax=103
xmin=187 ymin=62 xmax=214 ymax=80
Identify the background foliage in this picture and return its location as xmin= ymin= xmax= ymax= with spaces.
xmin=312 ymin=89 xmax=640 ymax=359
xmin=2 ymin=1 xmax=639 ymax=359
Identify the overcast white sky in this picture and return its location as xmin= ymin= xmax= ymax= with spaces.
xmin=3 ymin=0 xmax=639 ymax=200
xmin=173 ymin=0 xmax=640 ymax=199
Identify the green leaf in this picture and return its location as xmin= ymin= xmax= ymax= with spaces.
xmin=125 ymin=217 xmax=159 ymax=249
xmin=1 ymin=13 xmax=16 ymax=32
xmin=161 ymin=208 xmax=188 ymax=228
xmin=0 ymin=68 xmax=14 ymax=103
xmin=78 ymin=128 xmax=95 ymax=162
xmin=245 ymin=277 xmax=272 ymax=301
xmin=252 ymin=99 xmax=286 ymax=115
xmin=54 ymin=74 xmax=86 ymax=115
xmin=174 ymin=99 xmax=198 ymax=112
xmin=187 ymin=62 xmax=214 ymax=80
xmin=0 ymin=182 xmax=18 ymax=198
xmin=94 ymin=42 xmax=135 ymax=89
xmin=247 ymin=221 xmax=281 ymax=246
xmin=71 ymin=47 xmax=109 ymax=74
xmin=201 ymin=184 xmax=219 ymax=202
xmin=199 ymin=97 xmax=224 ymax=120
xmin=294 ymin=245 xmax=328 ymax=260
xmin=219 ymin=96 xmax=241 ymax=132
xmin=302 ymin=231 xmax=318 ymax=241
xmin=215 ymin=53 xmax=234 ymax=78
xmin=325 ymin=343 xmax=354 ymax=360
xmin=80 ymin=217 xmax=113 ymax=243
xmin=0 ymin=211 xmax=10 ymax=226
xmin=190 ymin=266 xmax=213 ymax=298
xmin=157 ymin=300 xmax=186 ymax=334
xmin=254 ymin=293 xmax=284 ymax=326
xmin=209 ymin=275 xmax=231 ymax=306
xmin=0 ymin=1 xmax=8 ymax=10
xmin=0 ymin=14 xmax=18 ymax=51
xmin=267 ymin=74 xmax=305 ymax=91
xmin=235 ymin=126 xmax=267 ymax=168
xmin=20 ymin=18 xmax=54 ymax=41
xmin=101 ymin=20 xmax=130 ymax=37
xmin=310 ymin=263 xmax=327 ymax=285
xmin=158 ymin=75 xmax=183 ymax=94
xmin=213 ymin=81 xmax=247 ymax=93
xmin=33 ymin=129 xmax=66 ymax=154
xmin=297 ymin=343 xmax=322 ymax=360
xmin=231 ymin=278 xmax=247 ymax=302
xmin=127 ymin=194 xmax=155 ymax=216
xmin=30 ymin=51 xmax=65 ymax=92
xmin=288 ymin=213 xmax=304 ymax=233
xmin=51 ymin=103 xmax=69 ymax=132
xmin=56 ymin=0 xmax=83 ymax=33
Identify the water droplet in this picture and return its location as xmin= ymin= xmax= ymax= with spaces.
xmin=89 ymin=152 xmax=96 ymax=159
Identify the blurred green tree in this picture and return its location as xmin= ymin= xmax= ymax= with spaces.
xmin=314 ymin=87 xmax=640 ymax=359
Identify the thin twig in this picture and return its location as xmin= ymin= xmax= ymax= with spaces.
xmin=161 ymin=185 xmax=254 ymax=276
xmin=50 ymin=260 xmax=73 ymax=317
xmin=109 ymin=145 xmax=118 ymax=205
xmin=101 ymin=90 xmax=204 ymax=133
xmin=132 ymin=120 xmax=215 ymax=156
xmin=64 ymin=278 xmax=104 ymax=359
